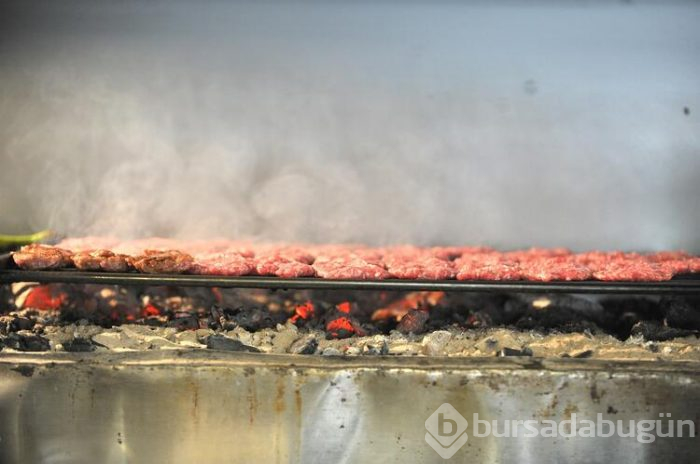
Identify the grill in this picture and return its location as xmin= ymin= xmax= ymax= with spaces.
xmin=2 ymin=0 xmax=700 ymax=462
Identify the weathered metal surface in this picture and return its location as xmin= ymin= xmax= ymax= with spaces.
xmin=0 ymin=352 xmax=698 ymax=463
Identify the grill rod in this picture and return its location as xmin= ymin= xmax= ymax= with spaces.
xmin=1 ymin=268 xmax=699 ymax=295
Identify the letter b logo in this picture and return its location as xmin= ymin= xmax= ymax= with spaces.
xmin=425 ymin=404 xmax=468 ymax=459
xmin=438 ymin=413 xmax=458 ymax=437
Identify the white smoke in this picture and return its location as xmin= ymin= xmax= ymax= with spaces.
xmin=0 ymin=1 xmax=699 ymax=251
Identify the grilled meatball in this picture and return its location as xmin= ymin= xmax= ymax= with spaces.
xmin=72 ymin=249 xmax=130 ymax=272
xmin=12 ymin=244 xmax=73 ymax=270
xmin=128 ymin=250 xmax=194 ymax=274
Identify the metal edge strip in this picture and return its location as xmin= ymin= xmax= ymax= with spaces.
xmin=0 ymin=350 xmax=698 ymax=374
xmin=1 ymin=268 xmax=699 ymax=294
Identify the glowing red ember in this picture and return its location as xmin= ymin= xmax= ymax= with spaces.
xmin=371 ymin=291 xmax=445 ymax=321
xmin=290 ymin=301 xmax=315 ymax=324
xmin=142 ymin=304 xmax=161 ymax=317
xmin=336 ymin=301 xmax=351 ymax=314
xmin=23 ymin=286 xmax=66 ymax=310
xmin=326 ymin=317 xmax=356 ymax=339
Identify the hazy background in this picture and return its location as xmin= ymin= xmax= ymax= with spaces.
xmin=0 ymin=0 xmax=698 ymax=251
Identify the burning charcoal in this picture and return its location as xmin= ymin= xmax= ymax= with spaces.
xmin=288 ymin=301 xmax=316 ymax=327
xmin=464 ymin=311 xmax=493 ymax=329
xmin=2 ymin=332 xmax=50 ymax=352
xmin=599 ymin=298 xmax=665 ymax=339
xmin=167 ymin=312 xmax=201 ymax=330
xmin=335 ymin=301 xmax=355 ymax=315
xmin=371 ymin=292 xmax=445 ymax=322
xmin=661 ymin=297 xmax=700 ymax=331
xmin=420 ymin=305 xmax=467 ymax=330
xmin=224 ymin=306 xmax=284 ymax=331
xmin=143 ymin=317 xmax=167 ymax=327
xmin=453 ymin=293 xmax=514 ymax=326
xmin=397 ymin=310 xmax=429 ymax=334
xmin=326 ymin=317 xmax=358 ymax=339
xmin=22 ymin=285 xmax=66 ymax=311
xmin=141 ymin=304 xmax=162 ymax=318
xmin=320 ymin=301 xmax=366 ymax=339
xmin=62 ymin=338 xmax=96 ymax=352
xmin=513 ymin=295 xmax=605 ymax=334
xmin=630 ymin=321 xmax=697 ymax=342
xmin=289 ymin=335 xmax=318 ymax=355
xmin=208 ymin=304 xmax=228 ymax=330
xmin=368 ymin=317 xmax=398 ymax=334
xmin=326 ymin=316 xmax=365 ymax=338
xmin=206 ymin=334 xmax=260 ymax=352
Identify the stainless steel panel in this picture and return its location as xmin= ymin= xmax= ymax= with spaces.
xmin=0 ymin=352 xmax=698 ymax=463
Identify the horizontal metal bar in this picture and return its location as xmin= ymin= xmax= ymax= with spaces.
xmin=2 ymin=350 xmax=699 ymax=373
xmin=1 ymin=269 xmax=699 ymax=294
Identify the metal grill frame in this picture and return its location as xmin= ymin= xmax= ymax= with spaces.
xmin=2 ymin=253 xmax=699 ymax=295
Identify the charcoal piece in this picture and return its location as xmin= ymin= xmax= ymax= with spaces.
xmin=63 ymin=338 xmax=97 ymax=352
xmin=208 ymin=305 xmax=228 ymax=330
xmin=9 ymin=317 xmax=35 ymax=332
xmin=497 ymin=347 xmax=533 ymax=357
xmin=463 ymin=311 xmax=493 ymax=329
xmin=215 ymin=306 xmax=283 ymax=332
xmin=167 ymin=313 xmax=201 ymax=330
xmin=368 ymin=318 xmax=397 ymax=334
xmin=363 ymin=340 xmax=389 ymax=355
xmin=460 ymin=293 xmax=513 ymax=325
xmin=0 ymin=284 xmax=15 ymax=313
xmin=599 ymin=298 xmax=664 ymax=339
xmin=325 ymin=316 xmax=363 ymax=339
xmin=514 ymin=310 xmax=597 ymax=333
xmin=662 ymin=297 xmax=700 ymax=330
xmin=206 ymin=335 xmax=260 ymax=352
xmin=2 ymin=333 xmax=50 ymax=351
xmin=0 ymin=316 xmax=34 ymax=334
xmin=289 ymin=336 xmax=318 ymax=355
xmin=630 ymin=321 xmax=697 ymax=342
xmin=512 ymin=295 xmax=605 ymax=334
xmin=423 ymin=305 xmax=469 ymax=329
xmin=397 ymin=310 xmax=429 ymax=334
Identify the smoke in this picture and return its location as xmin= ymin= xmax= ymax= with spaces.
xmin=1 ymin=1 xmax=699 ymax=251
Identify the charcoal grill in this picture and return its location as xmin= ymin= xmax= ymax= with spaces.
xmin=1 ymin=251 xmax=699 ymax=463
xmin=2 ymin=0 xmax=700 ymax=461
